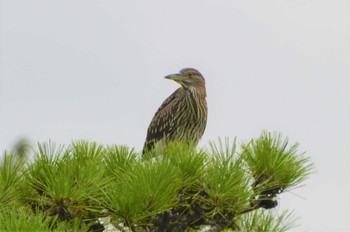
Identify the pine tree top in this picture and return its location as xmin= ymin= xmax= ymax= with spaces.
xmin=0 ymin=131 xmax=313 ymax=231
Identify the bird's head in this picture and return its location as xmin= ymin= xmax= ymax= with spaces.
xmin=165 ymin=68 xmax=205 ymax=89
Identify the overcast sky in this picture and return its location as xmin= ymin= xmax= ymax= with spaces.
xmin=1 ymin=0 xmax=349 ymax=231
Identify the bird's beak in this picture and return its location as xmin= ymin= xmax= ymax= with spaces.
xmin=164 ymin=73 xmax=185 ymax=83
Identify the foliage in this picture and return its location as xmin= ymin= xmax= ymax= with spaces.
xmin=236 ymin=209 xmax=297 ymax=232
xmin=240 ymin=132 xmax=314 ymax=211
xmin=0 ymin=132 xmax=313 ymax=231
xmin=0 ymin=151 xmax=26 ymax=205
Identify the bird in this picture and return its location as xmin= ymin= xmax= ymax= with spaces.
xmin=142 ymin=68 xmax=207 ymax=154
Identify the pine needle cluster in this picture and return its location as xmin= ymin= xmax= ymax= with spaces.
xmin=0 ymin=132 xmax=313 ymax=231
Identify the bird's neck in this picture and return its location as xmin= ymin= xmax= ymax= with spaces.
xmin=188 ymin=85 xmax=206 ymax=98
xmin=184 ymin=86 xmax=207 ymax=122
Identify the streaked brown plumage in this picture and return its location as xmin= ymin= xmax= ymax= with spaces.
xmin=142 ymin=68 xmax=207 ymax=154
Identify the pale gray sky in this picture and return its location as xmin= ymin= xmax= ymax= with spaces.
xmin=1 ymin=0 xmax=349 ymax=231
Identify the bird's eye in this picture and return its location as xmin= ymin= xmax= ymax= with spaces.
xmin=186 ymin=72 xmax=192 ymax=78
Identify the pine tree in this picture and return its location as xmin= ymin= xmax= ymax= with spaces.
xmin=0 ymin=131 xmax=313 ymax=231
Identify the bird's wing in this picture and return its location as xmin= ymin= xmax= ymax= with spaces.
xmin=142 ymin=88 xmax=181 ymax=153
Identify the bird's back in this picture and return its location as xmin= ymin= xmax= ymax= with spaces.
xmin=143 ymin=86 xmax=207 ymax=154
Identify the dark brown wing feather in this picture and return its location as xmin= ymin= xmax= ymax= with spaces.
xmin=142 ymin=88 xmax=182 ymax=153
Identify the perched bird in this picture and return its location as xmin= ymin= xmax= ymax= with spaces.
xmin=142 ymin=68 xmax=207 ymax=154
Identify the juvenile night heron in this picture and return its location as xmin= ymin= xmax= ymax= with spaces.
xmin=142 ymin=68 xmax=207 ymax=154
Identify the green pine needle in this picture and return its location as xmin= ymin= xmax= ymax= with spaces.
xmin=103 ymin=159 xmax=181 ymax=226
xmin=103 ymin=145 xmax=138 ymax=183
xmin=241 ymin=131 xmax=314 ymax=193
xmin=0 ymin=206 xmax=78 ymax=231
xmin=162 ymin=142 xmax=208 ymax=188
xmin=0 ymin=152 xmax=26 ymax=205
xmin=0 ymin=132 xmax=313 ymax=231
xmin=237 ymin=209 xmax=297 ymax=232
xmin=202 ymin=138 xmax=251 ymax=215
